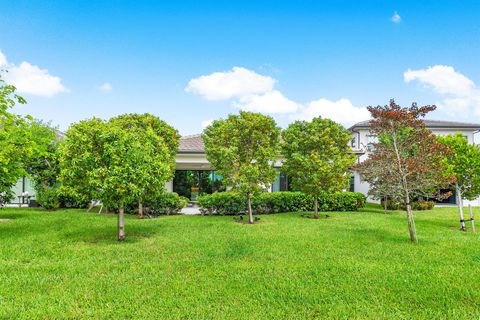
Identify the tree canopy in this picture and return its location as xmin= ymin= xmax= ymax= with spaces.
xmin=281 ymin=117 xmax=355 ymax=218
xmin=0 ymin=72 xmax=52 ymax=206
xmin=438 ymin=133 xmax=480 ymax=231
xmin=202 ymin=111 xmax=281 ymax=223
xmin=59 ymin=114 xmax=179 ymax=239
xmin=355 ymin=99 xmax=452 ymax=242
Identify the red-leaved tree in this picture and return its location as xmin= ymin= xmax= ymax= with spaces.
xmin=356 ymin=100 xmax=453 ymax=242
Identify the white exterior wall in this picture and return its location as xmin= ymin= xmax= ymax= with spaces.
xmin=351 ymin=127 xmax=480 ymax=206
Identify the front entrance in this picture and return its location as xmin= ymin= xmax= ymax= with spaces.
xmin=173 ymin=170 xmax=225 ymax=201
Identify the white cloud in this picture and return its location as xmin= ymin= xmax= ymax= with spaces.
xmin=0 ymin=51 xmax=7 ymax=67
xmin=297 ymin=98 xmax=369 ymax=127
xmin=233 ymin=90 xmax=299 ymax=113
xmin=404 ymin=65 xmax=475 ymax=96
xmin=187 ymin=66 xmax=369 ymax=125
xmin=97 ymin=82 xmax=113 ymax=93
xmin=185 ymin=66 xmax=276 ymax=100
xmin=391 ymin=12 xmax=401 ymax=23
xmin=0 ymin=51 xmax=69 ymax=97
xmin=201 ymin=119 xmax=213 ymax=128
xmin=405 ymin=65 xmax=480 ymax=116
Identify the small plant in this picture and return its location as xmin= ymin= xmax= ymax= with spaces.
xmin=36 ymin=187 xmax=60 ymax=210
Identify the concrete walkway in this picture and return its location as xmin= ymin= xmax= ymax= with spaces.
xmin=180 ymin=204 xmax=201 ymax=215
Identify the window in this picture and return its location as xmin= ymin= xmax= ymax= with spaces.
xmin=173 ymin=170 xmax=225 ymax=201
xmin=349 ymin=174 xmax=355 ymax=192
xmin=351 ymin=136 xmax=357 ymax=148
xmin=366 ymin=134 xmax=378 ymax=151
xmin=272 ymin=170 xmax=290 ymax=192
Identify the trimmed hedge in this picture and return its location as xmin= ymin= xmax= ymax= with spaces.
xmin=197 ymin=191 xmax=366 ymax=215
xmin=125 ymin=192 xmax=189 ymax=215
xmin=380 ymin=199 xmax=436 ymax=211
xmin=149 ymin=192 xmax=189 ymax=215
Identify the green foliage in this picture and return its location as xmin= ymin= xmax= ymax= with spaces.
xmin=147 ymin=192 xmax=189 ymax=215
xmin=197 ymin=191 xmax=366 ymax=215
xmin=24 ymin=120 xmax=63 ymax=210
xmin=381 ymin=199 xmax=435 ymax=211
xmin=0 ymin=72 xmax=38 ymax=205
xmin=125 ymin=192 xmax=188 ymax=215
xmin=281 ymin=117 xmax=355 ymax=197
xmin=59 ymin=114 xmax=180 ymax=210
xmin=202 ymin=111 xmax=281 ymax=197
xmin=35 ymin=186 xmax=60 ymax=210
xmin=197 ymin=192 xmax=247 ymax=215
xmin=411 ymin=200 xmax=435 ymax=211
xmin=59 ymin=118 xmax=107 ymax=203
xmin=438 ymin=133 xmax=480 ymax=200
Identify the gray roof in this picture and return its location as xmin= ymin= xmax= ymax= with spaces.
xmin=349 ymin=119 xmax=480 ymax=131
xmin=179 ymin=134 xmax=204 ymax=153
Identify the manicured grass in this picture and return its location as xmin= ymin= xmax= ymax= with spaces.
xmin=0 ymin=205 xmax=479 ymax=319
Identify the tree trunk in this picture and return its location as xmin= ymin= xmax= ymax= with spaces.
xmin=405 ymin=189 xmax=417 ymax=242
xmin=247 ymin=193 xmax=254 ymax=224
xmin=384 ymin=196 xmax=387 ymax=213
xmin=138 ymin=202 xmax=144 ymax=219
xmin=456 ymin=184 xmax=466 ymax=231
xmin=469 ymin=204 xmax=475 ymax=233
xmin=313 ymin=195 xmax=319 ymax=219
xmin=118 ymin=206 xmax=125 ymax=241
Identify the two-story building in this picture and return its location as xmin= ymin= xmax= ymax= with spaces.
xmin=348 ymin=120 xmax=480 ymax=206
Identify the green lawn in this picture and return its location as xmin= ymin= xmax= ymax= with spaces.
xmin=0 ymin=205 xmax=479 ymax=319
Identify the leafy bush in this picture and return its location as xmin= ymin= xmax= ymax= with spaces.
xmin=36 ymin=187 xmax=60 ymax=210
xmin=149 ymin=192 xmax=189 ymax=215
xmin=380 ymin=199 xmax=435 ymax=211
xmin=197 ymin=191 xmax=366 ymax=215
xmin=380 ymin=199 xmax=401 ymax=210
xmin=57 ymin=187 xmax=91 ymax=209
xmin=125 ymin=192 xmax=188 ymax=215
xmin=197 ymin=192 xmax=246 ymax=215
xmin=411 ymin=200 xmax=435 ymax=211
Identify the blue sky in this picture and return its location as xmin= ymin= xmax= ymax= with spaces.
xmin=1 ymin=0 xmax=480 ymax=134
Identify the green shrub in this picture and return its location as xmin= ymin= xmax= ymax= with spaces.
xmin=57 ymin=188 xmax=91 ymax=209
xmin=197 ymin=191 xmax=366 ymax=215
xmin=380 ymin=199 xmax=436 ymax=211
xmin=36 ymin=187 xmax=60 ymax=210
xmin=197 ymin=192 xmax=246 ymax=215
xmin=125 ymin=192 xmax=188 ymax=215
xmin=411 ymin=200 xmax=435 ymax=211
xmin=380 ymin=199 xmax=401 ymax=210
xmin=149 ymin=192 xmax=189 ymax=215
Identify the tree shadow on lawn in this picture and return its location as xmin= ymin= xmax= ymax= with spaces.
xmin=60 ymin=223 xmax=163 ymax=245
xmin=0 ymin=211 xmax=30 ymax=220
xmin=348 ymin=227 xmax=417 ymax=244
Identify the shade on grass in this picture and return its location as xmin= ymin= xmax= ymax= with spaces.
xmin=0 ymin=204 xmax=479 ymax=319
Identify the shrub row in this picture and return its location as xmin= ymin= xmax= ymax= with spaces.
xmin=197 ymin=191 xmax=366 ymax=215
xmin=381 ymin=199 xmax=436 ymax=211
xmin=125 ymin=192 xmax=189 ymax=215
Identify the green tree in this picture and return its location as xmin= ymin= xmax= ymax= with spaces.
xmin=202 ymin=111 xmax=281 ymax=224
xmin=59 ymin=118 xmax=107 ymax=207
xmin=59 ymin=115 xmax=179 ymax=240
xmin=24 ymin=121 xmax=62 ymax=209
xmin=109 ymin=113 xmax=179 ymax=218
xmin=281 ymin=117 xmax=355 ymax=219
xmin=438 ymin=133 xmax=480 ymax=231
xmin=0 ymin=72 xmax=41 ymax=205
